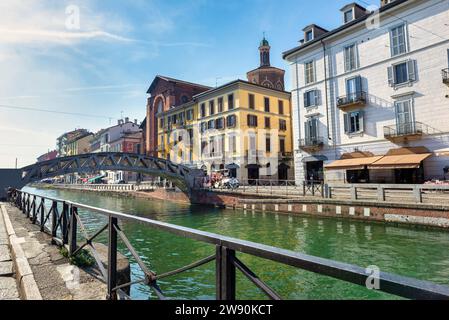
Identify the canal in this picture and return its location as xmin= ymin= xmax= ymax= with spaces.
xmin=23 ymin=186 xmax=449 ymax=300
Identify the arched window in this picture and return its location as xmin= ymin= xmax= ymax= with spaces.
xmin=157 ymin=99 xmax=163 ymax=114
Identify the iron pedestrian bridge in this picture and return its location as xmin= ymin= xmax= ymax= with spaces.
xmin=0 ymin=152 xmax=205 ymax=199
xmin=7 ymin=189 xmax=449 ymax=300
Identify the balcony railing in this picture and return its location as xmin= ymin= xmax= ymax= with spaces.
xmin=299 ymin=136 xmax=325 ymax=151
xmin=337 ymin=91 xmax=367 ymax=109
xmin=384 ymin=122 xmax=426 ymax=140
xmin=443 ymin=68 xmax=449 ymax=85
xmin=279 ymin=152 xmax=293 ymax=159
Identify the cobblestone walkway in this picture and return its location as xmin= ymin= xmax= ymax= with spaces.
xmin=0 ymin=203 xmax=20 ymax=300
xmin=1 ymin=202 xmax=107 ymax=300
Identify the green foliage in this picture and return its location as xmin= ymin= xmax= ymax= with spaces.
xmin=59 ymin=247 xmax=95 ymax=268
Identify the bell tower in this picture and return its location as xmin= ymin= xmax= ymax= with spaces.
xmin=247 ymin=35 xmax=286 ymax=91
xmin=259 ymin=35 xmax=271 ymax=67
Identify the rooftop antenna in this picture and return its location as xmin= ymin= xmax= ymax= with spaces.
xmin=215 ymin=77 xmax=222 ymax=88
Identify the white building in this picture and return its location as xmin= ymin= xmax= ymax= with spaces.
xmin=283 ymin=0 xmax=449 ymax=184
xmin=90 ymin=118 xmax=141 ymax=183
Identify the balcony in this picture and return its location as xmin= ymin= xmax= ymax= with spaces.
xmin=278 ymin=152 xmax=293 ymax=159
xmin=443 ymin=68 xmax=449 ymax=86
xmin=383 ymin=122 xmax=426 ymax=143
xmin=299 ymin=137 xmax=325 ymax=152
xmin=337 ymin=91 xmax=367 ymax=110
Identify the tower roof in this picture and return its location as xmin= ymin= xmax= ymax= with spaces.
xmin=260 ymin=35 xmax=270 ymax=47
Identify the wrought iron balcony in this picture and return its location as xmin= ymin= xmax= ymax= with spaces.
xmin=278 ymin=152 xmax=293 ymax=159
xmin=384 ymin=122 xmax=426 ymax=142
xmin=298 ymin=137 xmax=324 ymax=151
xmin=443 ymin=68 xmax=449 ymax=86
xmin=337 ymin=91 xmax=367 ymax=109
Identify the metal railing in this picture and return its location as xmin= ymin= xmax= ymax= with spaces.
xmin=198 ymin=178 xmax=323 ymax=198
xmin=7 ymin=189 xmax=449 ymax=300
xmin=383 ymin=121 xmax=425 ymax=139
xmin=337 ymin=91 xmax=367 ymax=108
xmin=443 ymin=68 xmax=449 ymax=84
xmin=298 ymin=137 xmax=325 ymax=149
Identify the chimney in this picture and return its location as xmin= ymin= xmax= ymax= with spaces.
xmin=125 ymin=117 xmax=129 ymax=123
xmin=134 ymin=119 xmax=138 ymax=125
xmin=380 ymin=0 xmax=394 ymax=7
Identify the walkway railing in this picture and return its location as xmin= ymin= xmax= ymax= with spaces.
xmin=197 ymin=179 xmax=324 ymax=198
xmin=7 ymin=189 xmax=449 ymax=300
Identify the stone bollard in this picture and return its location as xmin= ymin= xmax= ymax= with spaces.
xmin=88 ymin=243 xmax=131 ymax=296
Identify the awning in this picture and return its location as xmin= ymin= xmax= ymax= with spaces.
xmin=325 ymin=156 xmax=383 ymax=171
xmin=368 ymin=153 xmax=432 ymax=170
xmin=226 ymin=163 xmax=240 ymax=169
xmin=88 ymin=174 xmax=106 ymax=182
xmin=302 ymin=155 xmax=328 ymax=163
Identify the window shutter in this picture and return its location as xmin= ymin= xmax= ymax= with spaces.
xmin=343 ymin=113 xmax=349 ymax=133
xmin=303 ymin=93 xmax=308 ymax=108
xmin=247 ymin=115 xmax=250 ymax=126
xmin=304 ymin=122 xmax=310 ymax=141
xmin=314 ymin=90 xmax=321 ymax=106
xmin=355 ymin=76 xmax=362 ymax=94
xmin=387 ymin=66 xmax=394 ymax=87
xmin=359 ymin=111 xmax=364 ymax=132
xmin=408 ymin=59 xmax=416 ymax=82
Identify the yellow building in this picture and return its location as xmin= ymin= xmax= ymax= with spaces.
xmin=156 ymin=37 xmax=294 ymax=181
xmin=66 ymin=133 xmax=93 ymax=156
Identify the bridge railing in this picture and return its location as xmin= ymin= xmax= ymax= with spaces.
xmin=7 ymin=189 xmax=449 ymax=300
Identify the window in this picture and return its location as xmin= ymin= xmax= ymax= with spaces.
xmin=264 ymin=97 xmax=270 ymax=112
xmin=305 ymin=30 xmax=313 ymax=42
xmin=181 ymin=95 xmax=189 ymax=104
xmin=215 ymin=117 xmax=225 ymax=130
xmin=249 ymin=94 xmax=255 ymax=109
xmin=388 ymin=60 xmax=416 ymax=86
xmin=172 ymin=114 xmax=177 ymax=124
xmin=187 ymin=129 xmax=193 ymax=144
xmin=266 ymin=136 xmax=271 ymax=153
xmin=160 ymin=118 xmax=165 ymax=128
xmin=344 ymin=9 xmax=353 ymax=23
xmin=228 ymin=94 xmax=234 ymax=110
xmin=390 ymin=24 xmax=407 ymax=56
xmin=265 ymin=117 xmax=271 ymax=129
xmin=218 ymin=97 xmax=224 ymax=113
xmin=186 ymin=109 xmax=193 ymax=121
xmin=229 ymin=135 xmax=237 ymax=154
xmin=279 ymin=119 xmax=287 ymax=131
xmin=200 ymin=122 xmax=207 ymax=133
xmin=247 ymin=115 xmax=258 ymax=127
xmin=305 ymin=118 xmax=319 ymax=142
xmin=305 ymin=61 xmax=315 ymax=84
xmin=344 ymin=111 xmax=364 ymax=134
xmin=208 ymin=119 xmax=215 ymax=130
xmin=304 ymin=90 xmax=320 ymax=108
xmin=344 ymin=44 xmax=357 ymax=72
xmin=227 ymin=115 xmax=237 ymax=128
xmin=209 ymin=100 xmax=215 ymax=115
xmin=278 ymin=100 xmax=284 ymax=115
xmin=279 ymin=137 xmax=286 ymax=153
xmin=395 ymin=99 xmax=413 ymax=134
xmin=201 ymin=103 xmax=206 ymax=118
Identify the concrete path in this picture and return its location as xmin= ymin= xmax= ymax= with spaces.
xmin=0 ymin=202 xmax=107 ymax=300
xmin=0 ymin=203 xmax=20 ymax=300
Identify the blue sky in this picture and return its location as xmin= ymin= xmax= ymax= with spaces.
xmin=0 ymin=0 xmax=379 ymax=167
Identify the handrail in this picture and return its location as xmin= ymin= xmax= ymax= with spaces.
xmin=337 ymin=91 xmax=367 ymax=107
xmin=383 ymin=121 xmax=425 ymax=138
xmin=8 ymin=189 xmax=449 ymax=300
xmin=442 ymin=68 xmax=449 ymax=82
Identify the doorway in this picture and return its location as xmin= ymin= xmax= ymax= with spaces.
xmin=278 ymin=163 xmax=289 ymax=181
xmin=247 ymin=165 xmax=260 ymax=184
xmin=306 ymin=161 xmax=323 ymax=182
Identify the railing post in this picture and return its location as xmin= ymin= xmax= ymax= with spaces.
xmin=414 ymin=186 xmax=422 ymax=203
xmin=40 ymin=199 xmax=45 ymax=232
xmin=350 ymin=185 xmax=357 ymax=201
xmin=69 ymin=206 xmax=78 ymax=256
xmin=303 ymin=181 xmax=306 ymax=196
xmin=30 ymin=195 xmax=36 ymax=220
xmin=216 ymin=246 xmax=236 ymax=300
xmin=62 ymin=202 xmax=69 ymax=245
xmin=107 ymin=216 xmax=118 ymax=300
xmin=377 ymin=186 xmax=385 ymax=202
xmin=312 ymin=180 xmax=315 ymax=197
xmin=51 ymin=200 xmax=58 ymax=242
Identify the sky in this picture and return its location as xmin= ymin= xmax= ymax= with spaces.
xmin=0 ymin=0 xmax=379 ymax=168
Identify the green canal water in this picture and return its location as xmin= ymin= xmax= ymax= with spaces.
xmin=23 ymin=186 xmax=449 ymax=300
